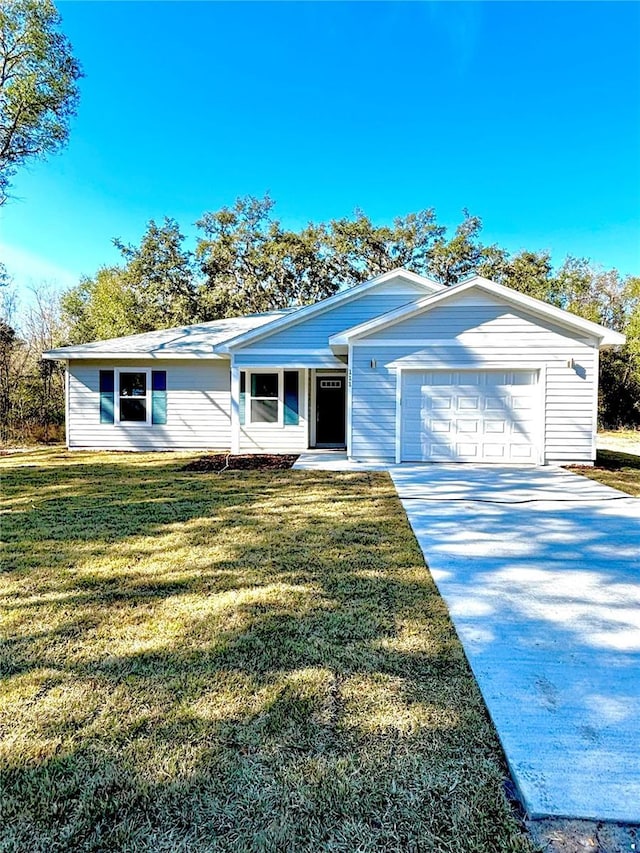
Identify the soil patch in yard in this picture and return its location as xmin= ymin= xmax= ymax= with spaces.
xmin=567 ymin=448 xmax=640 ymax=497
xmin=527 ymin=817 xmax=639 ymax=853
xmin=182 ymin=452 xmax=299 ymax=472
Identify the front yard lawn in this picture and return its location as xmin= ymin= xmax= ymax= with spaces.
xmin=0 ymin=449 xmax=533 ymax=852
xmin=569 ymin=448 xmax=640 ymax=497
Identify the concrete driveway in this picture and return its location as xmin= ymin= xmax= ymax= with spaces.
xmin=390 ymin=464 xmax=640 ymax=823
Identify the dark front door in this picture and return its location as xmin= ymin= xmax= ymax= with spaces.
xmin=315 ymin=376 xmax=346 ymax=446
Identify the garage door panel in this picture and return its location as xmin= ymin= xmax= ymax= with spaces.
xmin=484 ymin=395 xmax=509 ymax=411
xmin=431 ymin=420 xmax=453 ymax=433
xmin=402 ymin=370 xmax=539 ymax=463
xmin=458 ymin=397 xmax=480 ymax=411
xmin=484 ymin=443 xmax=507 ymax=458
xmin=457 ymin=442 xmax=480 ymax=457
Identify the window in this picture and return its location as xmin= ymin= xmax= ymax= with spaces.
xmin=98 ymin=369 xmax=167 ymax=426
xmin=241 ymin=370 xmax=300 ymax=427
xmin=119 ymin=371 xmax=147 ymax=422
xmin=250 ymin=373 xmax=278 ymax=423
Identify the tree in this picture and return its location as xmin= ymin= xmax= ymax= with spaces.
xmin=429 ymin=212 xmax=488 ymax=286
xmin=62 ymin=219 xmax=199 ymax=343
xmin=61 ymin=267 xmax=137 ymax=344
xmin=0 ymin=286 xmax=28 ymax=441
xmin=20 ymin=284 xmax=65 ymax=438
xmin=196 ymin=196 xmax=342 ymax=317
xmin=114 ymin=218 xmax=199 ymax=330
xmin=478 ymin=249 xmax=556 ymax=301
xmin=0 ymin=0 xmax=82 ymax=204
xmin=195 ymin=196 xmax=491 ymax=317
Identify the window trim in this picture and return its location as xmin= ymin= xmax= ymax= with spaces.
xmin=115 ymin=368 xmax=152 ymax=425
xmin=246 ymin=369 xmax=283 ymax=427
xmin=240 ymin=369 xmax=301 ymax=428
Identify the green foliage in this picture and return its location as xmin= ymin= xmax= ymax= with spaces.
xmin=196 ymin=195 xmax=340 ymax=317
xmin=0 ymin=286 xmax=65 ymax=444
xmin=429 ymin=211 xmax=488 ymax=286
xmin=0 ymin=0 xmax=83 ymax=204
xmin=114 ymin=217 xmax=199 ymax=329
xmin=61 ymin=267 xmax=137 ymax=344
xmin=61 ymin=219 xmax=198 ymax=343
xmin=56 ymin=197 xmax=640 ymax=429
xmin=478 ymin=248 xmax=556 ymax=301
xmin=195 ymin=197 xmax=496 ymax=317
xmin=0 ymin=317 xmax=21 ymax=439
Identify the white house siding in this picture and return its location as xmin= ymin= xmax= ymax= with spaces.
xmin=67 ymin=359 xmax=231 ymax=450
xmin=233 ymin=353 xmax=345 ymax=369
xmin=235 ymin=285 xmax=427 ymax=358
xmin=238 ymin=423 xmax=308 ymax=453
xmin=350 ymin=292 xmax=598 ymax=464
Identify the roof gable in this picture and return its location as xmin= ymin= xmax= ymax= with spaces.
xmin=218 ymin=269 xmax=443 ymax=352
xmin=329 ymin=276 xmax=626 ymax=348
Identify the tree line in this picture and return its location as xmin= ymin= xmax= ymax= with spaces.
xmin=1 ymin=4 xmax=637 ymax=442
xmin=1 ymin=196 xmax=639 ymax=443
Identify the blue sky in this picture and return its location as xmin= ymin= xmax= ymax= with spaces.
xmin=2 ymin=1 xmax=639 ymax=306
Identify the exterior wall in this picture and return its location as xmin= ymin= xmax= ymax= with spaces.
xmin=238 ymin=369 xmax=309 ymax=453
xmin=67 ymin=359 xmax=232 ymax=450
xmin=234 ymin=353 xmax=345 ymax=369
xmin=235 ymin=283 xmax=427 ymax=362
xmin=350 ymin=292 xmax=599 ymax=464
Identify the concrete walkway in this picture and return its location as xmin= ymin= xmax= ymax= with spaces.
xmin=293 ymin=451 xmax=389 ymax=471
xmin=390 ymin=465 xmax=640 ymax=822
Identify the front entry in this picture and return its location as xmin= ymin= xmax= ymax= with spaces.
xmin=315 ymin=375 xmax=346 ymax=446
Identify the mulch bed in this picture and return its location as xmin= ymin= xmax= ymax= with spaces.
xmin=182 ymin=454 xmax=299 ymax=472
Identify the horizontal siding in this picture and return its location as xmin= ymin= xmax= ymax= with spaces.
xmin=238 ymin=424 xmax=308 ymax=453
xmin=350 ymin=356 xmax=396 ymax=460
xmin=350 ymin=332 xmax=598 ymax=463
xmin=362 ymin=288 xmax=594 ymax=346
xmin=68 ymin=359 xmax=231 ymax=450
xmin=237 ymin=288 xmax=424 ymax=355
xmin=234 ymin=353 xmax=346 ymax=369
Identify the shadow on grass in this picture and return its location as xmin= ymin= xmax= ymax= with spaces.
xmin=0 ymin=450 xmax=534 ymax=853
xmin=596 ymin=448 xmax=640 ymax=470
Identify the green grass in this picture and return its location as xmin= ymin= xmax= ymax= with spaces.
xmin=0 ymin=449 xmax=534 ymax=853
xmin=569 ymin=448 xmax=640 ymax=497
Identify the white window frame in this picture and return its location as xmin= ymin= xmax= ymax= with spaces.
xmin=245 ymin=369 xmax=284 ymax=427
xmin=115 ymin=368 xmax=152 ymax=425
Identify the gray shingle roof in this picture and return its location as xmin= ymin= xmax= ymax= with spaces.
xmin=43 ymin=309 xmax=297 ymax=360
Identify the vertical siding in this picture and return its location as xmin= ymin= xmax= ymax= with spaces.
xmin=350 ymin=302 xmax=599 ymax=463
xmin=67 ymin=359 xmax=231 ymax=450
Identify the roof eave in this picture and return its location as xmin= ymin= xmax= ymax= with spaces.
xmin=330 ymin=277 xmax=626 ymax=347
xmin=43 ymin=349 xmax=229 ymax=361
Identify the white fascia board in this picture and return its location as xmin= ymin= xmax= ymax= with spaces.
xmin=217 ymin=268 xmax=444 ymax=353
xmin=328 ymin=287 xmax=455 ymax=345
xmin=43 ymin=349 xmax=229 ymax=361
xmin=464 ymin=277 xmax=626 ymax=346
xmin=367 ymin=267 xmax=444 ymax=291
xmin=329 ymin=277 xmax=626 ymax=348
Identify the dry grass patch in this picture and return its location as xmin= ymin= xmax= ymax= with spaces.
xmin=0 ymin=449 xmax=534 ymax=852
xmin=568 ymin=448 xmax=640 ymax=497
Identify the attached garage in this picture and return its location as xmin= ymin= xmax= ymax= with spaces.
xmin=400 ymin=369 xmax=541 ymax=463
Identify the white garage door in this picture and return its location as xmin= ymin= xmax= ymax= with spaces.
xmin=401 ymin=370 xmax=539 ymax=463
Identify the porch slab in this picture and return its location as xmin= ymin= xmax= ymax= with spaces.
xmin=292 ymin=451 xmax=390 ymax=471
